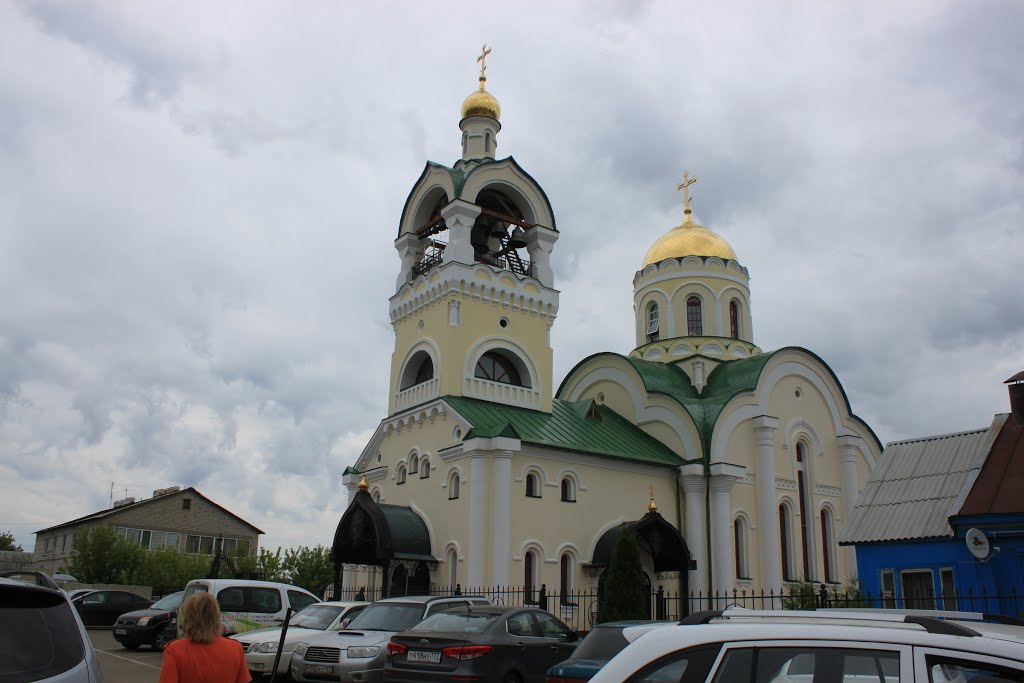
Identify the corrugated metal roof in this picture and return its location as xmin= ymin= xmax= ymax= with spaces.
xmin=839 ymin=421 xmax=999 ymax=545
xmin=442 ymin=395 xmax=684 ymax=468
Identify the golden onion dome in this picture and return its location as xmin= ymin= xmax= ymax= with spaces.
xmin=642 ymin=218 xmax=738 ymax=267
xmin=461 ymin=76 xmax=501 ymax=120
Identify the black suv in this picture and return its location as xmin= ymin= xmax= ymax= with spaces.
xmin=113 ymin=590 xmax=183 ymax=650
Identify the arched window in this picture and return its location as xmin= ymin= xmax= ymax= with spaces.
xmin=372 ymin=488 xmax=381 ymax=503
xmin=780 ymin=503 xmax=794 ymax=581
xmin=734 ymin=517 xmax=749 ymax=579
xmin=396 ymin=465 xmax=407 ymax=485
xmin=821 ymin=507 xmax=837 ymax=583
xmin=560 ymin=553 xmax=573 ymax=600
xmin=525 ymin=473 xmax=541 ymax=498
xmin=462 ymin=131 xmax=468 ymax=156
xmin=400 ymin=351 xmax=434 ymax=390
xmin=484 ymin=130 xmax=493 ymax=155
xmin=448 ymin=472 xmax=460 ymax=500
xmin=420 ymin=458 xmax=431 ymax=479
xmin=524 ymin=550 xmax=538 ymax=601
xmin=646 ymin=302 xmax=660 ymax=343
xmin=408 ymin=456 xmax=418 ymax=475
xmin=560 ymin=477 xmax=576 ymax=502
xmin=730 ymin=300 xmax=740 ymax=339
xmin=687 ymin=296 xmax=703 ymax=336
xmin=796 ymin=442 xmax=814 ymax=580
xmin=474 ymin=351 xmax=525 ymax=386
xmin=447 ymin=548 xmax=458 ymax=589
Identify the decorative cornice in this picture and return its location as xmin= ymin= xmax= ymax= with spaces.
xmin=390 ymin=261 xmax=560 ymax=324
xmin=775 ymin=477 xmax=798 ymax=491
xmin=814 ymin=484 xmax=841 ymax=497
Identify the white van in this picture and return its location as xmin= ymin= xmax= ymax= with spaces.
xmin=180 ymin=579 xmax=319 ymax=635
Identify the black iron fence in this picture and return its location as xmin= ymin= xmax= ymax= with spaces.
xmin=330 ymin=583 xmax=1024 ymax=632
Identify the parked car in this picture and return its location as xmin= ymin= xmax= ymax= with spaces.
xmin=72 ymin=589 xmax=152 ymax=627
xmin=112 ymin=590 xmax=183 ymax=650
xmin=64 ymin=588 xmax=95 ymax=601
xmin=180 ymin=578 xmax=320 ymax=636
xmin=0 ymin=576 xmax=104 ymax=682
xmin=232 ymin=600 xmax=368 ymax=678
xmin=587 ymin=607 xmax=1024 ymax=683
xmin=545 ymin=621 xmax=673 ymax=683
xmin=386 ymin=605 xmax=579 ymax=683
xmin=290 ymin=594 xmax=490 ymax=683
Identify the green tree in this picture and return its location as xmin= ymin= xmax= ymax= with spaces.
xmin=601 ymin=530 xmax=648 ymax=622
xmin=0 ymin=530 xmax=23 ymax=551
xmin=68 ymin=526 xmax=145 ymax=584
xmin=255 ymin=547 xmax=287 ymax=583
xmin=282 ymin=545 xmax=333 ymax=597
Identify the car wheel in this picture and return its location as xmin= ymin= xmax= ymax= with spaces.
xmin=153 ymin=630 xmax=172 ymax=651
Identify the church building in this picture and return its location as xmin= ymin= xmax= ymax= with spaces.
xmin=331 ymin=52 xmax=882 ymax=612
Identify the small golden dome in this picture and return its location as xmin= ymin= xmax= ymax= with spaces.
xmin=461 ymin=76 xmax=501 ymax=120
xmin=358 ymin=474 xmax=369 ymax=492
xmin=642 ymin=220 xmax=738 ymax=267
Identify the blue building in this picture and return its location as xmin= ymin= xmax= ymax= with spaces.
xmin=840 ymin=375 xmax=1024 ymax=617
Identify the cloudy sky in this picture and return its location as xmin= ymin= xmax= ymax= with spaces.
xmin=2 ymin=0 xmax=1021 ymax=553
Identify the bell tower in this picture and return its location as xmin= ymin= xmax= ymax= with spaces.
xmin=388 ymin=49 xmax=559 ymax=417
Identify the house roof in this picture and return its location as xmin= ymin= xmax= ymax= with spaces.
xmin=839 ymin=415 xmax=1006 ymax=545
xmin=442 ymin=395 xmax=684 ymax=468
xmin=35 ymin=487 xmax=264 ymax=535
xmin=956 ymin=415 xmax=1024 ymax=517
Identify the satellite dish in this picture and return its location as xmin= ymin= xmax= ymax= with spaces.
xmin=965 ymin=528 xmax=990 ymax=559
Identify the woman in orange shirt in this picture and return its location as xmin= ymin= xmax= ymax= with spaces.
xmin=159 ymin=591 xmax=251 ymax=683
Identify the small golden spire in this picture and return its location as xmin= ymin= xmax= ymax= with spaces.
xmin=358 ymin=472 xmax=369 ymax=492
xmin=648 ymin=484 xmax=658 ymax=512
xmin=676 ymin=170 xmax=698 ymax=225
xmin=476 ymin=44 xmax=492 ymax=87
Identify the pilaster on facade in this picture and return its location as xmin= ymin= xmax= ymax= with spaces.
xmin=491 ymin=450 xmax=513 ymax=586
xmin=751 ymin=415 xmax=782 ymax=595
xmin=837 ymin=434 xmax=865 ymax=580
xmin=708 ymin=463 xmax=746 ymax=596
xmin=679 ymin=463 xmax=707 ymax=597
xmin=394 ymin=232 xmax=422 ymax=289
xmin=524 ymin=225 xmax=558 ymax=288
xmin=467 ymin=453 xmax=490 ymax=587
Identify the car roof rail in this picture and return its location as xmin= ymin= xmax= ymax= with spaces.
xmin=707 ymin=608 xmax=984 ymax=637
xmin=678 ymin=610 xmax=723 ymax=625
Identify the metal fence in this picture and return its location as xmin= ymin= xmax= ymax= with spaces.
xmin=330 ymin=583 xmax=1024 ymax=632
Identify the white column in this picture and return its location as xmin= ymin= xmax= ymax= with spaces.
xmin=679 ymin=464 xmax=707 ymax=598
xmin=491 ymin=451 xmax=513 ymax=586
xmin=524 ymin=225 xmax=558 ymax=288
xmin=753 ymin=416 xmax=782 ymax=595
xmin=394 ymin=232 xmax=422 ymax=288
xmin=440 ymin=200 xmax=481 ymax=266
xmin=709 ymin=463 xmax=746 ymax=597
xmin=838 ymin=435 xmax=864 ymax=580
xmin=468 ymin=454 xmax=490 ymax=588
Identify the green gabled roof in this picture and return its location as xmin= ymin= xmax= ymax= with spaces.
xmin=624 ymin=351 xmax=777 ymax=461
xmin=443 ymin=395 xmax=683 ymax=468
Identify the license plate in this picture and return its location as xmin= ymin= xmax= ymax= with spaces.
xmin=114 ymin=628 xmax=128 ymax=635
xmin=305 ymin=664 xmax=333 ymax=675
xmin=407 ymin=650 xmax=441 ymax=664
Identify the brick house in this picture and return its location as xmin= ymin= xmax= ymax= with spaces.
xmin=32 ymin=486 xmax=263 ymax=574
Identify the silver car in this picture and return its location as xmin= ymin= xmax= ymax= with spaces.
xmin=290 ymin=595 xmax=489 ymax=683
xmin=0 ymin=576 xmax=104 ymax=682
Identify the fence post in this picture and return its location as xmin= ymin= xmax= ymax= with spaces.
xmin=818 ymin=583 xmax=828 ymax=608
xmin=539 ymin=584 xmax=548 ymax=611
xmin=656 ymin=585 xmax=666 ymax=620
xmin=455 ymin=583 xmax=462 ymax=596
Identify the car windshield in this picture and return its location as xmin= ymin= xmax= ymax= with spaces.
xmin=151 ymin=593 xmax=183 ymax=611
xmin=0 ymin=586 xmax=85 ymax=681
xmin=182 ymin=583 xmax=209 ymax=600
xmin=571 ymin=626 xmax=630 ymax=661
xmin=345 ymin=603 xmax=425 ymax=631
xmin=410 ymin=611 xmax=498 ymax=633
xmin=291 ymin=605 xmax=344 ymax=630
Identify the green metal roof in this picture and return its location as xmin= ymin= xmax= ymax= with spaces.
xmin=443 ymin=395 xmax=683 ymax=468
xmin=624 ymin=352 xmax=776 ymax=461
xmin=378 ymin=504 xmax=436 ymax=561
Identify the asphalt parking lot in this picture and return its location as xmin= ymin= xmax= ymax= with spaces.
xmin=88 ymin=629 xmax=161 ymax=683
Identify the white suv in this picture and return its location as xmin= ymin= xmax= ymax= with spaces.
xmin=588 ymin=608 xmax=1024 ymax=683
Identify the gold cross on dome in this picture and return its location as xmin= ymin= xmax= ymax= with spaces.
xmin=477 ymin=44 xmax=492 ymax=78
xmin=676 ymin=170 xmax=698 ymax=213
xmin=648 ymin=484 xmax=655 ymax=500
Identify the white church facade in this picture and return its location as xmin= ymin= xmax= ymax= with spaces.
xmin=330 ymin=55 xmax=882 ymax=612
